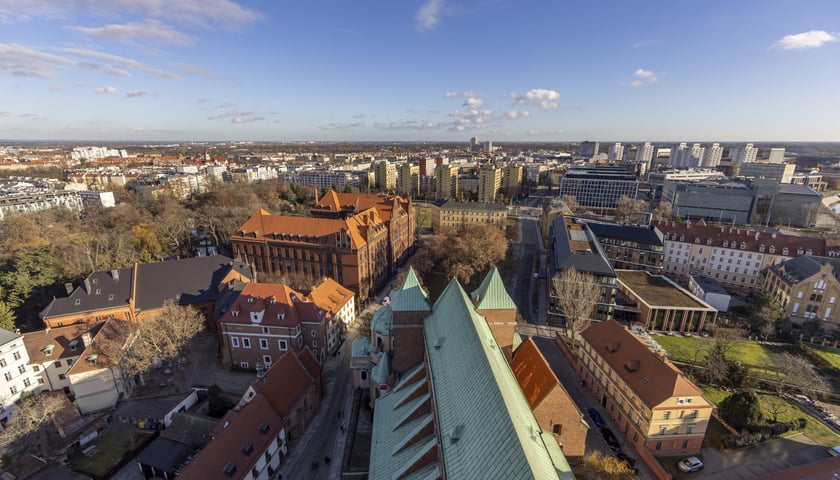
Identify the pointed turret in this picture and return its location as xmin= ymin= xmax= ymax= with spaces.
xmin=471 ymin=265 xmax=519 ymax=361
xmin=391 ymin=266 xmax=432 ymax=374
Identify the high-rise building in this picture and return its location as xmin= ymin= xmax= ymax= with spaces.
xmin=635 ymin=142 xmax=654 ymax=164
xmin=579 ymin=141 xmax=599 ymax=158
xmin=671 ymin=143 xmax=705 ymax=168
xmin=396 ymin=163 xmax=420 ymax=197
xmin=374 ymin=160 xmax=397 ymax=191
xmin=701 ymin=143 xmax=723 ymax=168
xmin=558 ymin=167 xmax=639 ymax=209
xmin=502 ymin=164 xmax=524 ymax=198
xmin=730 ymin=143 xmax=758 ymax=165
xmin=418 ymin=157 xmax=435 ymax=177
xmin=768 ymin=147 xmax=786 ymax=164
xmin=435 ymin=164 xmax=459 ymax=200
xmin=477 ymin=165 xmax=503 ymax=203
xmin=607 ymin=143 xmax=624 ymax=161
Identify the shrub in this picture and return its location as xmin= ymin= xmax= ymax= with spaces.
xmin=722 ymin=418 xmax=805 ymax=448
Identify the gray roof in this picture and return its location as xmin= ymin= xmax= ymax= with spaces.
xmin=771 ymin=255 xmax=840 ymax=285
xmin=113 ymin=392 xmax=196 ymax=421
xmin=40 ymin=268 xmax=132 ymax=319
xmin=585 ymin=222 xmax=664 ymax=246
xmin=690 ymin=275 xmax=729 ymax=295
xmin=161 ymin=412 xmax=218 ymax=446
xmin=471 ymin=265 xmax=517 ymax=310
xmin=550 ymin=217 xmax=616 ymax=278
xmin=136 ymin=437 xmax=193 ymax=473
xmin=0 ymin=328 xmax=21 ymax=346
xmin=391 ymin=267 xmax=431 ymax=312
xmin=776 ymin=183 xmax=821 ymax=196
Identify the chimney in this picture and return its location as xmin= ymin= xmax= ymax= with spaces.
xmin=111 ymin=269 xmax=119 ymax=281
xmin=83 ymin=278 xmax=92 ymax=293
xmin=81 ymin=332 xmax=92 ymax=348
xmin=64 ymin=283 xmax=74 ymax=295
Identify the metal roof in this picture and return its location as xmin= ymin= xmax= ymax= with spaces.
xmin=470 ymin=265 xmax=517 ymax=311
xmin=391 ymin=266 xmax=431 ymax=312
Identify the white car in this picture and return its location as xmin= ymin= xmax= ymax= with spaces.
xmin=677 ymin=457 xmax=704 ymax=473
xmin=828 ymin=446 xmax=840 ymax=457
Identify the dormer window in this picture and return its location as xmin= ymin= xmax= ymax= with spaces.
xmin=694 ymin=237 xmax=700 ymax=243
xmin=277 ymin=313 xmax=285 ymax=321
xmin=769 ymin=246 xmax=776 ymax=254
xmin=86 ymin=354 xmax=98 ymax=365
xmin=223 ymin=463 xmax=237 ymax=477
xmin=740 ymin=242 xmax=746 ymax=250
xmin=723 ymin=241 xmax=728 ymax=248
xmin=69 ymin=339 xmax=79 ymax=351
xmin=232 ymin=310 xmax=239 ymax=317
xmin=679 ymin=235 xmax=685 ymax=242
xmin=241 ymin=442 xmax=253 ymax=454
xmin=797 ymin=247 xmax=804 ymax=255
xmin=759 ymin=244 xmax=765 ymax=253
xmin=706 ymin=238 xmax=712 ymax=245
xmin=41 ymin=344 xmax=55 ymax=356
xmin=782 ymin=247 xmax=789 ymax=255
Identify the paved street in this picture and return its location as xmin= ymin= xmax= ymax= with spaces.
xmin=511 ymin=216 xmax=547 ymax=325
xmin=696 ymin=433 xmax=831 ymax=480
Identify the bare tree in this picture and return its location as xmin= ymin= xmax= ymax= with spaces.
xmin=652 ymin=201 xmax=673 ymax=221
xmin=577 ymin=450 xmax=636 ymax=480
xmin=773 ymin=351 xmax=830 ymax=398
xmin=0 ymin=392 xmax=64 ymax=457
xmin=561 ymin=195 xmax=581 ymax=214
xmin=552 ymin=267 xmax=600 ymax=346
xmin=763 ymin=394 xmax=790 ymax=423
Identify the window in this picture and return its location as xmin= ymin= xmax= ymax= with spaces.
xmin=231 ymin=337 xmax=240 ymax=348
xmin=659 ymin=426 xmax=666 ymax=435
xmin=360 ymin=371 xmax=367 ymax=380
xmin=655 ymin=441 xmax=662 ymax=450
xmin=3 ymin=372 xmax=11 ymax=381
xmin=23 ymin=378 xmax=31 ymax=387
xmin=262 ymin=327 xmax=270 ymax=334
xmin=260 ymin=339 xmax=269 ymax=350
xmin=67 ymin=358 xmax=74 ymax=366
xmin=687 ymin=425 xmax=695 ymax=434
xmin=689 ymin=410 xmax=698 ymax=418
xmin=682 ymin=440 xmax=689 ymax=449
xmin=552 ymin=424 xmax=562 ymax=435
xmin=17 ymin=365 xmax=25 ymax=374
xmin=54 ymin=360 xmax=62 ymax=368
xmin=310 ymin=330 xmax=316 ymax=337
xmin=9 ymin=386 xmax=17 ymax=395
xmin=242 ymin=338 xmax=251 ymax=348
xmin=13 ymin=352 xmax=20 ymax=361
xmin=0 ymin=359 xmax=5 ymax=368
xmin=278 ymin=340 xmax=288 ymax=351
xmin=663 ymin=411 xmax=671 ymax=419
xmin=263 ymin=355 xmax=272 ymax=367
xmin=240 ymin=361 xmax=249 ymax=369
xmin=312 ymin=341 xmax=318 ymax=348
xmin=32 ymin=365 xmax=40 ymax=372
xmin=58 ymin=374 xmax=66 ymax=380
xmin=74 ymin=299 xmax=81 ymax=305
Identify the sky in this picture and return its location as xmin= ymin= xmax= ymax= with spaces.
xmin=0 ymin=0 xmax=838 ymax=143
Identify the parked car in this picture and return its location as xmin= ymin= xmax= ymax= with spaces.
xmin=587 ymin=408 xmax=605 ymax=428
xmin=677 ymin=456 xmax=704 ymax=473
xmin=615 ymin=452 xmax=638 ymax=473
xmin=828 ymin=446 xmax=840 ymax=457
xmin=600 ymin=427 xmax=621 ymax=451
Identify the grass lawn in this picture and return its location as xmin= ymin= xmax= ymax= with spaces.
xmin=653 ymin=335 xmax=784 ymax=379
xmin=804 ymin=344 xmax=840 ymax=371
xmin=70 ymin=428 xmax=152 ymax=478
xmin=701 ymin=387 xmax=840 ymax=447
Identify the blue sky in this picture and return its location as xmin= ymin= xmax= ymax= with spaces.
xmin=0 ymin=0 xmax=838 ymax=142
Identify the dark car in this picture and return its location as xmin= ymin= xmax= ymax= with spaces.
xmin=615 ymin=452 xmax=638 ymax=473
xmin=601 ymin=427 xmax=621 ymax=451
xmin=587 ymin=407 xmax=605 ymax=428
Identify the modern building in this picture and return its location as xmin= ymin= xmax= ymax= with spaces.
xmin=701 ymin=143 xmax=722 ymax=168
xmin=578 ymin=320 xmax=714 ymax=455
xmin=0 ymin=191 xmax=84 ymax=220
xmin=738 ymin=162 xmax=796 ymax=183
xmin=661 ymin=180 xmax=756 ymax=224
xmin=768 ymin=184 xmax=822 ymax=228
xmin=647 ymin=169 xmax=725 ymax=199
xmin=40 ymin=255 xmax=253 ymax=329
xmin=767 ymin=147 xmax=786 ymax=164
xmin=670 ymin=143 xmax=705 ymax=168
xmin=558 ymin=167 xmax=639 ymax=210
xmin=430 ymin=199 xmax=507 ymax=232
xmin=367 ymin=268 xmax=575 ymax=479
xmin=688 ymin=275 xmax=731 ymax=312
xmin=654 ymin=219 xmax=826 ymax=291
xmin=585 ymin=221 xmax=665 ymax=274
xmin=0 ymin=329 xmax=42 ymax=425
xmin=434 ymin=164 xmax=459 ymax=200
xmin=296 ymin=170 xmax=356 ymax=190
xmin=396 ymin=163 xmax=420 ymax=197
xmin=477 ymin=165 xmax=502 ymax=203
xmin=579 ymin=141 xmax=599 ymax=158
xmin=730 ymin=143 xmax=759 ymax=165
xmin=374 ymin=160 xmax=397 ymax=191
xmin=608 ymin=143 xmax=624 ymax=161
xmin=502 ymin=164 xmax=524 ymax=198
xmin=763 ymin=255 xmax=840 ymax=328
xmin=635 ymin=142 xmax=654 ymax=164
xmin=615 ymin=270 xmax=717 ymax=332
xmin=549 ymin=216 xmax=618 ymax=324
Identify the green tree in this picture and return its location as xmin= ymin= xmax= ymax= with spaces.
xmin=719 ymin=390 xmax=762 ymax=431
xmin=0 ymin=300 xmax=16 ymax=332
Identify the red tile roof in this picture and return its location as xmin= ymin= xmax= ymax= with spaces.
xmin=652 ymin=220 xmax=826 ymax=256
xmin=251 ymin=350 xmax=316 ymax=416
xmin=177 ymin=393 xmax=284 ymax=480
xmin=218 ymin=283 xmax=306 ymax=328
xmin=65 ymin=318 xmax=130 ymax=376
xmin=308 ymin=278 xmax=354 ymax=317
xmin=23 ymin=322 xmax=104 ymax=364
xmin=511 ymin=338 xmax=559 ymax=409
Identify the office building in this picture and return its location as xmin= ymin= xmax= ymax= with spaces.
xmin=701 ymin=143 xmax=722 ymax=168
xmin=579 ymin=141 xmax=599 ymax=158
xmin=615 ymin=270 xmax=718 ymax=332
xmin=585 ymin=221 xmax=665 ymax=274
xmin=635 ymin=142 xmax=654 ymax=164
xmin=558 ymin=167 xmax=639 ymax=210
xmin=768 ymin=147 xmax=786 ymax=164
xmin=738 ymin=163 xmax=796 ymax=183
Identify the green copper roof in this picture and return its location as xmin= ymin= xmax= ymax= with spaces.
xmin=351 ymin=337 xmax=373 ymax=359
xmin=391 ymin=266 xmax=431 ymax=312
xmin=424 ymin=278 xmax=574 ymax=480
xmin=470 ymin=265 xmax=517 ymax=311
xmin=370 ymin=305 xmax=393 ymax=336
xmin=371 ymin=352 xmax=391 ymax=385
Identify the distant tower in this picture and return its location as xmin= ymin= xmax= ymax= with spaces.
xmin=768 ymin=147 xmax=786 ymax=164
xmin=635 ymin=142 xmax=654 ymax=164
xmin=579 ymin=141 xmax=599 ymax=159
xmin=435 ymin=164 xmax=459 ymax=200
xmin=702 ymin=143 xmax=723 ymax=167
xmin=608 ymin=143 xmax=624 ymax=161
xmin=730 ymin=143 xmax=758 ymax=165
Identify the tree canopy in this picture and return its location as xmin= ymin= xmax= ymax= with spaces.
xmin=415 ymin=224 xmax=508 ymax=286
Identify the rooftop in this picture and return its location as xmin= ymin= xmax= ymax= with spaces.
xmin=617 ymin=270 xmax=712 ymax=309
xmin=551 ymin=216 xmax=615 ymax=278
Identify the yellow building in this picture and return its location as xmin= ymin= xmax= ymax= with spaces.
xmin=578 ymin=321 xmax=713 ymax=455
xmin=396 ymin=163 xmax=420 ymax=197
xmin=763 ymin=255 xmax=840 ymax=328
xmin=431 ymin=200 xmax=507 ymax=232
xmin=434 ymin=164 xmax=459 ymax=200
xmin=478 ymin=165 xmax=502 ymax=203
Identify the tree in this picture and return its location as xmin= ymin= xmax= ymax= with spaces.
xmin=0 ymin=300 xmax=16 ymax=332
xmin=0 ymin=392 xmax=64 ymax=457
xmin=107 ymin=301 xmax=205 ymax=377
xmin=561 ymin=195 xmax=581 ymax=214
xmin=614 ymin=196 xmax=635 ymax=221
xmin=577 ymin=451 xmax=636 ymax=480
xmin=552 ymin=267 xmax=600 ymax=346
xmin=748 ymin=295 xmax=782 ymax=341
xmin=652 ymin=201 xmax=672 ymax=221
xmin=763 ymin=395 xmax=789 ymax=423
xmin=719 ymin=390 xmax=762 ymax=431
xmin=415 ymin=224 xmax=507 ymax=285
xmin=772 ymin=351 xmax=829 ymax=398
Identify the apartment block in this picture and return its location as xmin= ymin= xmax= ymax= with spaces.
xmin=430 ymin=199 xmax=507 ymax=232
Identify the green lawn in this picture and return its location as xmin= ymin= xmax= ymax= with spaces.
xmin=653 ymin=335 xmax=784 ymax=379
xmin=805 ymin=344 xmax=840 ymax=371
xmin=701 ymin=387 xmax=840 ymax=447
xmin=70 ymin=428 xmax=152 ymax=478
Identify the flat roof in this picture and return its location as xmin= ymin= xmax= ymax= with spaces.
xmin=617 ymin=270 xmax=711 ymax=309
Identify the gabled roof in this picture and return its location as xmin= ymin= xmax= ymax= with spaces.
xmin=391 ymin=267 xmax=431 ymax=312
xmin=371 ymin=305 xmax=393 ymax=336
xmin=371 ymin=351 xmax=391 ymax=385
xmin=297 ymin=347 xmax=320 ymax=380
xmin=308 ymin=278 xmax=354 ymax=316
xmin=177 ymin=394 xmax=284 ymax=480
xmin=471 ymin=265 xmax=517 ymax=311
xmin=0 ymin=328 xmax=19 ymax=347
xmin=40 ymin=268 xmax=131 ymax=319
xmin=580 ymin=320 xmax=709 ymax=409
xmin=65 ymin=318 xmax=130 ymax=376
xmin=23 ymin=322 xmax=104 ymax=363
xmin=511 ymin=338 xmax=560 ymax=410
xmin=251 ymin=350 xmax=316 ymax=416
xmin=770 ymin=255 xmax=840 ymax=285
xmin=218 ymin=282 xmax=316 ymax=328
xmin=235 ymin=209 xmax=366 ymax=249
xmin=423 ymin=278 xmax=574 ymax=480
xmin=314 ymin=192 xmax=410 ymax=223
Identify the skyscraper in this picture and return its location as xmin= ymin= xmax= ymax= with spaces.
xmin=671 ymin=143 xmax=705 ymax=168
xmin=396 ymin=163 xmax=420 ymax=197
xmin=607 ymin=143 xmax=624 ymax=161
xmin=730 ymin=143 xmax=758 ymax=165
xmin=701 ymin=143 xmax=723 ymax=167
xmin=502 ymin=164 xmax=524 ymax=198
xmin=579 ymin=141 xmax=599 ymax=158
xmin=477 ymin=165 xmax=503 ymax=203
xmin=374 ymin=160 xmax=397 ymax=191
xmin=435 ymin=164 xmax=459 ymax=200
xmin=635 ymin=142 xmax=654 ymax=164
xmin=768 ymin=147 xmax=786 ymax=164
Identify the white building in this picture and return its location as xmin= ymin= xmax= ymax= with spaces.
xmin=0 ymin=329 xmax=42 ymax=425
xmin=635 ymin=142 xmax=654 ymax=164
xmin=768 ymin=147 xmax=786 ymax=164
xmin=608 ymin=143 xmax=624 ymax=161
xmin=730 ymin=143 xmax=758 ymax=165
xmin=701 ymin=143 xmax=723 ymax=168
xmin=671 ymin=143 xmax=705 ymax=168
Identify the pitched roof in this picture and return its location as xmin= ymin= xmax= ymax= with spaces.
xmin=371 ymin=351 xmax=391 ymax=385
xmin=296 ymin=347 xmax=320 ymax=380
xmin=770 ymin=255 xmax=840 ymax=285
xmin=217 ymin=282 xmax=313 ymax=328
xmin=391 ymin=267 xmax=431 ymax=312
xmin=511 ymin=338 xmax=560 ymax=409
xmin=235 ymin=209 xmax=365 ymax=248
xmin=585 ymin=221 xmax=664 ymax=246
xmin=65 ymin=318 xmax=130 ymax=376
xmin=177 ymin=394 xmax=284 ymax=480
xmin=580 ymin=320 xmax=709 ymax=409
xmin=0 ymin=328 xmax=19 ymax=346
xmin=551 ymin=216 xmax=616 ymax=278
xmin=371 ymin=305 xmax=393 ymax=336
xmin=308 ymin=277 xmax=354 ymax=316
xmin=40 ymin=268 xmax=131 ymax=319
xmin=423 ymin=278 xmax=574 ymax=480
xmin=471 ymin=265 xmax=517 ymax=310
xmin=23 ymin=322 xmax=104 ymax=363
xmin=652 ymin=220 xmax=826 ymax=256
xmin=251 ymin=350 xmax=316 ymax=416
xmin=314 ymin=192 xmax=410 ymax=223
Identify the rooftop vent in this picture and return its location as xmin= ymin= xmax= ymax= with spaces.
xmin=623 ymin=360 xmax=640 ymax=372
xmin=259 ymin=422 xmax=270 ymax=433
xmin=241 ymin=442 xmax=253 ymax=455
xmin=641 ymin=377 xmax=649 ymax=384
xmin=223 ymin=462 xmax=237 ymax=476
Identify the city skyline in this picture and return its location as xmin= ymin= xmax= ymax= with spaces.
xmin=0 ymin=1 xmax=838 ymax=142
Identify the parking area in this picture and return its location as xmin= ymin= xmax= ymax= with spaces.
xmin=695 ymin=433 xmax=831 ymax=480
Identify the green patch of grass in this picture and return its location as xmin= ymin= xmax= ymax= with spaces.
xmin=805 ymin=344 xmax=840 ymax=371
xmin=702 ymin=386 xmax=730 ymax=405
xmin=70 ymin=428 xmax=152 ymax=478
xmin=653 ymin=335 xmax=785 ymax=379
xmin=757 ymin=394 xmax=840 ymax=447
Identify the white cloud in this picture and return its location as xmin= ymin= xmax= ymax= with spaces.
xmin=232 ymin=116 xmax=264 ymax=123
xmin=73 ymin=19 xmax=195 ymax=45
xmin=630 ymin=68 xmax=658 ymax=87
xmin=95 ymin=86 xmax=117 ymax=94
xmin=774 ymin=30 xmax=838 ymax=50
xmin=59 ymin=47 xmax=180 ymax=79
xmin=514 ymin=89 xmax=560 ymax=109
xmin=78 ymin=61 xmax=130 ymax=77
xmin=125 ymin=90 xmax=148 ymax=97
xmin=463 ymin=96 xmax=484 ymax=108
xmin=416 ymin=0 xmax=444 ymax=31
xmin=504 ymin=110 xmax=530 ymax=120
xmin=0 ymin=42 xmax=73 ymax=77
